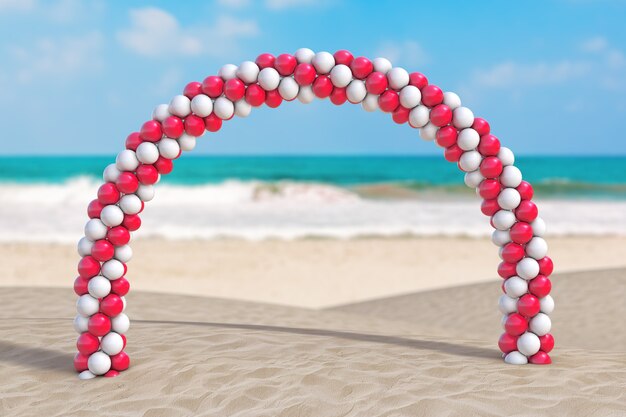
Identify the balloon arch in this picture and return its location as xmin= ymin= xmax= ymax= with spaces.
xmin=73 ymin=48 xmax=555 ymax=379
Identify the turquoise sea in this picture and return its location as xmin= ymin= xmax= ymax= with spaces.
xmin=1 ymin=155 xmax=625 ymax=199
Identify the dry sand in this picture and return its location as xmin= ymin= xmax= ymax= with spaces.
xmin=1 ymin=239 xmax=625 ymax=416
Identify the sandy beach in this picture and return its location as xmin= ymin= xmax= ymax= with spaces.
xmin=1 ymin=237 xmax=625 ymax=416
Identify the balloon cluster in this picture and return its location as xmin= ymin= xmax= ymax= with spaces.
xmin=74 ymin=48 xmax=554 ymax=378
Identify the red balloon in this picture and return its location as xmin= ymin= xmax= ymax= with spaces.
xmin=183 ymin=81 xmax=202 ymax=98
xmin=74 ymin=352 xmax=89 ymax=372
xmin=538 ymin=256 xmax=554 ymax=276
xmin=88 ymin=313 xmax=111 ymax=337
xmin=107 ymin=226 xmax=130 ymax=246
xmin=122 ymin=214 xmax=141 ymax=232
xmin=504 ymin=313 xmax=528 ymax=336
xmin=111 ymin=351 xmax=130 ymax=371
xmin=392 ymin=106 xmax=410 ymax=124
xmin=87 ymin=199 xmax=104 ymax=219
xmin=312 ymin=76 xmax=333 ymax=98
xmin=333 ymin=49 xmax=354 ymax=66
xmin=516 ymin=181 xmax=534 ymax=200
xmin=74 ymin=276 xmax=89 ymax=295
xmin=294 ymin=63 xmax=316 ymax=86
xmin=77 ymin=332 xmax=100 ymax=355
xmin=100 ymin=294 xmax=124 ymax=317
xmin=481 ymin=199 xmax=500 ymax=216
xmin=136 ymin=164 xmax=159 ymax=185
xmin=421 ymin=85 xmax=443 ymax=107
xmin=97 ymin=183 xmax=120 ymax=205
xmin=184 ymin=115 xmax=205 ymax=136
xmin=365 ymin=72 xmax=388 ymax=95
xmin=429 ymin=104 xmax=452 ymax=126
xmin=111 ymin=277 xmax=130 ymax=296
xmin=498 ymin=332 xmax=518 ymax=353
xmin=378 ymin=90 xmax=400 ymax=113
xmin=478 ymin=179 xmax=501 ymax=200
xmin=529 ymin=351 xmax=551 ymax=364
xmin=529 ymin=275 xmax=551 ymax=298
xmin=329 ymin=87 xmax=347 ymax=105
xmin=155 ymin=156 xmax=174 ymax=174
xmin=517 ymin=294 xmax=541 ymax=317
xmin=139 ymin=120 xmax=162 ymax=142
xmin=116 ymin=172 xmax=139 ymax=194
xmin=350 ymin=57 xmax=373 ymax=79
xmin=477 ymin=134 xmax=501 ymax=156
xmin=245 ymin=84 xmax=266 ymax=106
xmin=515 ymin=200 xmax=538 ymax=223
xmin=539 ymin=334 xmax=555 ymax=353
xmin=91 ymin=240 xmax=115 ymax=262
xmin=224 ymin=78 xmax=245 ymax=101
xmin=408 ymin=72 xmax=428 ymax=89
xmin=498 ymin=261 xmax=517 ymax=279
xmin=78 ymin=256 xmax=100 ymax=279
xmin=510 ymin=222 xmax=533 ymax=244
xmin=435 ymin=126 xmax=458 ymax=148
xmin=471 ymin=118 xmax=490 ymax=136
xmin=265 ymin=89 xmax=283 ymax=108
xmin=501 ymin=242 xmax=525 ymax=263
xmin=104 ymin=370 xmax=120 ymax=378
xmin=255 ymin=53 xmax=275 ymax=69
xmin=125 ymin=132 xmax=142 ymax=151
xmin=204 ymin=113 xmax=223 ymax=132
xmin=480 ymin=156 xmax=503 ymax=178
xmin=201 ymin=75 xmax=223 ymax=98
xmin=444 ymin=144 xmax=463 ymax=162
xmin=274 ymin=54 xmax=297 ymax=76
xmin=162 ymin=116 xmax=184 ymax=139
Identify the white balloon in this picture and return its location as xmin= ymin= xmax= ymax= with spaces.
xmin=504 ymin=351 xmax=528 ymax=365
xmin=452 ymin=106 xmax=474 ymax=129
xmin=258 ymin=67 xmax=280 ymax=90
xmin=88 ymin=275 xmax=111 ymax=298
xmin=152 ymin=103 xmax=170 ymax=122
xmin=517 ymin=257 xmax=540 ymax=280
xmin=76 ymin=294 xmax=99 ymax=317
xmin=501 ymin=166 xmax=523 ymax=188
xmin=530 ymin=313 xmax=552 ymax=335
xmin=103 ymin=164 xmax=121 ymax=183
xmin=409 ymin=105 xmax=429 ymax=128
xmin=101 ymin=332 xmax=124 ymax=355
xmin=526 ymin=237 xmax=548 ymax=259
xmin=111 ymin=313 xmax=130 ymax=333
xmin=312 ymin=51 xmax=335 ymax=74
xmin=136 ymin=142 xmax=159 ymax=164
xmin=498 ymin=295 xmax=518 ymax=314
xmin=399 ymin=85 xmax=421 ymax=109
xmin=278 ymin=76 xmax=299 ymax=100
xmin=168 ymin=95 xmax=191 ymax=118
xmin=297 ymin=85 xmax=315 ymax=104
xmin=492 ymin=229 xmax=511 ymax=247
xmin=88 ymin=351 xmax=111 ymax=375
xmin=457 ymin=128 xmax=480 ymax=151
xmin=361 ymin=94 xmax=379 ymax=112
xmin=218 ymin=63 xmax=238 ymax=80
xmin=136 ymin=184 xmax=155 ymax=202
xmin=329 ymin=64 xmax=352 ymax=88
xmin=234 ymin=99 xmax=252 ymax=117
xmin=295 ymin=47 xmax=315 ymax=64
xmin=114 ymin=244 xmax=133 ymax=263
xmin=236 ymin=60 xmax=260 ymax=84
xmin=504 ymin=276 xmax=528 ymax=298
xmin=464 ymin=170 xmax=484 ymax=188
xmin=116 ymin=150 xmax=139 ymax=172
xmin=119 ymin=194 xmax=142 ymax=215
xmin=84 ymin=219 xmax=108 ymax=241
xmin=419 ymin=123 xmax=438 ymax=141
xmin=346 ymin=80 xmax=367 ymax=103
xmin=158 ymin=138 xmax=180 ymax=160
xmin=443 ymin=91 xmax=461 ymax=109
xmin=458 ymin=150 xmax=482 ymax=172
xmin=78 ymin=370 xmax=97 ymax=380
xmin=492 ymin=210 xmax=516 ymax=231
xmin=517 ymin=332 xmax=541 ymax=356
xmin=539 ymin=296 xmax=555 ymax=314
xmin=190 ymin=94 xmax=213 ymax=117
xmin=77 ymin=237 xmax=93 ymax=257
xmin=213 ymin=97 xmax=234 ymax=120
xmin=531 ymin=217 xmax=547 ymax=237
xmin=102 ymin=259 xmax=124 ymax=280
xmin=497 ymin=188 xmax=522 ymax=210
xmin=100 ymin=205 xmax=124 ymax=227
xmin=372 ymin=57 xmax=392 ymax=74
xmin=178 ymin=133 xmax=197 ymax=151
xmin=387 ymin=67 xmax=409 ymax=90
xmin=73 ymin=315 xmax=89 ymax=333
xmin=498 ymin=147 xmax=515 ymax=166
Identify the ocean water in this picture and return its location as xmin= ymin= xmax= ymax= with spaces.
xmin=1 ymin=156 xmax=625 ymax=242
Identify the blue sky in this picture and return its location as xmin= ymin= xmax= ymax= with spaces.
xmin=1 ymin=0 xmax=625 ymax=155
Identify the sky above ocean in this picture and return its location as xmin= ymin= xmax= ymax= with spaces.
xmin=0 ymin=1 xmax=625 ymax=156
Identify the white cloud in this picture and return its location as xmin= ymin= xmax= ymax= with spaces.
xmin=116 ymin=7 xmax=259 ymax=58
xmin=46 ymin=0 xmax=105 ymax=23
xmin=0 ymin=0 xmax=35 ymax=12
xmin=580 ymin=36 xmax=608 ymax=52
xmin=9 ymin=31 xmax=104 ymax=83
xmin=473 ymin=60 xmax=591 ymax=88
xmin=375 ymin=40 xmax=429 ymax=68
xmin=265 ymin=0 xmax=319 ymax=10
